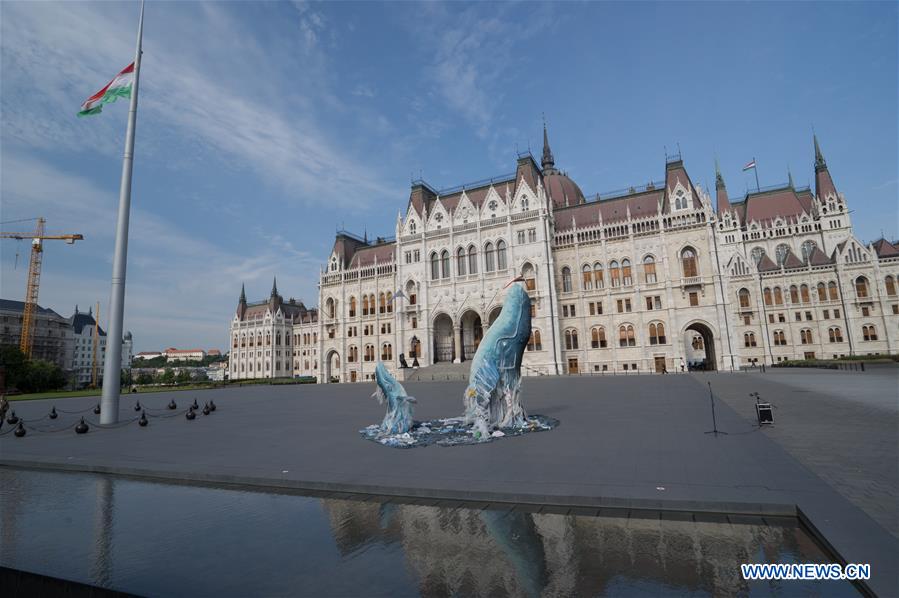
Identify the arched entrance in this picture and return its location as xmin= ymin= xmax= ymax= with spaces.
xmin=487 ymin=306 xmax=502 ymax=326
xmin=683 ymin=322 xmax=716 ymax=371
xmin=433 ymin=313 xmax=454 ymax=363
xmin=325 ymin=350 xmax=340 ymax=383
xmin=460 ymin=310 xmax=483 ymax=361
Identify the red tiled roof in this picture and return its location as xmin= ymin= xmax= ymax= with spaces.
xmin=756 ymin=254 xmax=779 ymax=272
xmin=744 ymin=186 xmax=808 ymax=225
xmin=348 ymin=242 xmax=395 ymax=268
xmin=872 ymin=239 xmax=899 ymax=258
xmin=782 ymin=250 xmax=805 ymax=270
xmin=555 ymin=189 xmax=662 ymax=230
xmin=807 ymin=246 xmax=833 ymax=266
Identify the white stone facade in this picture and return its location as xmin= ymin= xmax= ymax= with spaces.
xmin=229 ymin=133 xmax=899 ymax=382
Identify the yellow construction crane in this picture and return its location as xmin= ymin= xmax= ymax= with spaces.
xmin=0 ymin=218 xmax=84 ymax=358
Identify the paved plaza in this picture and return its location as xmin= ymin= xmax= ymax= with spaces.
xmin=1 ymin=369 xmax=896 ymax=596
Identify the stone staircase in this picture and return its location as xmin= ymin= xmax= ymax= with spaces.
xmin=402 ymin=362 xmax=471 ymax=382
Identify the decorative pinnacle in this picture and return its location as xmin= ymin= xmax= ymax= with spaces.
xmin=239 ymin=283 xmax=246 ymax=303
xmin=541 ymin=119 xmax=555 ymax=172
xmin=814 ymin=133 xmax=826 ymax=170
xmin=271 ymin=277 xmax=278 ymax=297
xmin=715 ymin=157 xmax=725 ymax=189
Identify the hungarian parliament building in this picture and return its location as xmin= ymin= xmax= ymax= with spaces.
xmin=228 ymin=128 xmax=899 ymax=382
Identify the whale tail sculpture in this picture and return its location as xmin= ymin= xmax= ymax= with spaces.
xmin=463 ymin=281 xmax=531 ymax=437
xmin=372 ymin=362 xmax=417 ymax=435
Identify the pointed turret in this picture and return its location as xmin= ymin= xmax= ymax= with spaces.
xmin=715 ymin=158 xmax=731 ymax=214
xmin=269 ymin=277 xmax=282 ymax=312
xmin=788 ymin=167 xmax=794 ymax=188
xmin=541 ymin=121 xmax=557 ymax=174
xmin=813 ymin=134 xmax=838 ymax=201
xmin=270 ymin=277 xmax=278 ymax=297
xmin=237 ymin=283 xmax=247 ymax=319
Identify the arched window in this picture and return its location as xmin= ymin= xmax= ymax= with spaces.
xmin=738 ymin=288 xmax=751 ymax=309
xmin=801 ymin=240 xmax=817 ymax=262
xmin=361 ymin=295 xmax=369 ymax=316
xmin=772 ymin=330 xmax=786 ymax=346
xmin=817 ymin=282 xmax=827 ymax=302
xmin=591 ymin=326 xmax=607 ymax=348
xmin=751 ymin=247 xmax=765 ymax=265
xmin=800 ymin=284 xmax=810 ymax=303
xmin=674 ymin=188 xmax=688 ymax=210
xmin=681 ymin=248 xmax=697 ymax=278
xmin=348 ymin=345 xmax=358 ymax=362
xmin=381 ymin=343 xmax=393 ymax=361
xmin=643 ymin=256 xmax=657 ymax=283
xmin=862 ymin=325 xmax=878 ymax=341
xmin=609 ymin=260 xmax=621 ymax=287
xmin=564 ymin=329 xmax=579 ymax=350
xmin=349 ymin=296 xmax=357 ymax=318
xmin=430 ymin=252 xmax=439 ymax=280
xmin=648 ymin=323 xmax=660 ymax=345
xmin=520 ymin=196 xmax=529 ymax=211
xmin=467 ymin=245 xmax=478 ymax=275
xmin=582 ymin=265 xmax=593 ymax=290
xmin=496 ymin=240 xmax=507 ymax=270
xmin=233 ymin=335 xmax=238 ymax=349
xmin=364 ymin=344 xmax=375 ymax=362
xmin=800 ymin=329 xmax=813 ymax=344
xmin=619 ymin=325 xmax=635 ymax=347
xmin=522 ymin=262 xmax=536 ymax=290
xmin=828 ymin=281 xmax=838 ymax=301
xmin=763 ymin=287 xmax=773 ymax=306
xmin=456 ymin=247 xmax=467 ymax=276
xmin=885 ymin=275 xmax=896 ymax=296
xmin=593 ymin=262 xmax=604 ymax=289
xmin=440 ymin=250 xmax=450 ymax=278
xmin=527 ymin=330 xmax=542 ymax=351
xmin=621 ymin=259 xmax=633 ymax=285
xmin=855 ymin=276 xmax=869 ymax=298
xmin=743 ymin=332 xmax=757 ymax=347
xmin=775 ymin=244 xmax=790 ymax=266
xmin=326 ymin=297 xmax=336 ymax=318
xmin=484 ymin=242 xmax=495 ymax=272
xmin=789 ymin=285 xmax=799 ymax=304
xmin=773 ymin=287 xmax=784 ymax=305
xmin=409 ymin=221 xmax=417 ymax=234
xmin=561 ymin=267 xmax=572 ymax=293
xmin=828 ymin=327 xmax=843 ymax=343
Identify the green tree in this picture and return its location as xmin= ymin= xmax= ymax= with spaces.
xmin=0 ymin=345 xmax=28 ymax=390
xmin=161 ymin=368 xmax=175 ymax=384
xmin=175 ymin=369 xmax=191 ymax=384
xmin=136 ymin=372 xmax=153 ymax=385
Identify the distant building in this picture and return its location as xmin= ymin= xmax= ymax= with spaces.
xmin=134 ymin=351 xmax=163 ymax=361
xmin=0 ymin=298 xmax=73 ymax=371
xmin=164 ymin=348 xmax=206 ymax=362
xmin=229 ymin=280 xmax=319 ymax=380
xmin=207 ymin=349 xmax=221 ymax=357
xmin=122 ymin=331 xmax=133 ymax=369
xmin=70 ymin=305 xmax=106 ymax=387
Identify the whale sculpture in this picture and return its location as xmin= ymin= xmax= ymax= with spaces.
xmin=372 ymin=362 xmax=416 ymax=435
xmin=463 ymin=280 xmax=531 ymax=437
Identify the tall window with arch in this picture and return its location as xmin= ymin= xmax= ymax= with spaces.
xmin=593 ymin=262 xmax=604 ymax=289
xmin=775 ymin=244 xmax=790 ymax=266
xmin=855 ymin=276 xmax=869 ymax=298
xmin=763 ymin=287 xmax=773 ymax=306
xmin=828 ymin=327 xmax=843 ymax=343
xmin=862 ymin=325 xmax=877 ymax=341
xmin=520 ymin=196 xmax=529 ymax=211
xmin=674 ymin=188 xmax=688 ymax=210
xmin=681 ymin=248 xmax=698 ymax=278
xmin=886 ymin=275 xmax=897 ymax=296
xmin=591 ymin=326 xmax=607 ymax=348
xmin=738 ymin=288 xmax=751 ymax=309
xmin=774 ymin=287 xmax=784 ymax=305
xmin=789 ymin=285 xmax=799 ymax=304
xmin=527 ymin=330 xmax=542 ymax=351
xmin=828 ymin=281 xmax=838 ymax=301
xmin=349 ymin=296 xmax=357 ymax=318
xmin=816 ymin=282 xmax=827 ymax=302
xmin=643 ymin=255 xmax=657 ymax=283
xmin=801 ymin=240 xmax=817 ymax=262
xmin=440 ymin=250 xmax=450 ymax=278
xmin=467 ymin=245 xmax=478 ymax=275
xmin=800 ymin=284 xmax=810 ymax=303
xmin=522 ymin=262 xmax=536 ymax=291
xmin=564 ymin=329 xmax=578 ymax=350
xmin=456 ymin=247 xmax=467 ymax=276
xmin=484 ymin=242 xmax=495 ymax=272
xmin=618 ymin=324 xmax=636 ymax=347
xmin=800 ymin=329 xmax=813 ymax=344
xmin=582 ymin=265 xmax=593 ymax=291
xmin=750 ymin=247 xmax=765 ymax=265
xmin=430 ymin=252 xmax=439 ymax=280
xmin=561 ymin=266 xmax=572 ymax=293
xmin=649 ymin=322 xmax=666 ymax=345
xmin=621 ymin=258 xmax=633 ymax=285
xmin=609 ymin=260 xmax=621 ymax=287
xmin=409 ymin=221 xmax=417 ymax=235
xmin=496 ymin=240 xmax=507 ymax=270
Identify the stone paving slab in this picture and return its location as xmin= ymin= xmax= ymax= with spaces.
xmin=1 ymin=374 xmax=896 ymax=596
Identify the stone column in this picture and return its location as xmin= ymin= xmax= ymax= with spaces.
xmin=453 ymin=324 xmax=463 ymax=363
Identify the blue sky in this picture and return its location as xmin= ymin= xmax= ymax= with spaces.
xmin=1 ymin=1 xmax=896 ymax=353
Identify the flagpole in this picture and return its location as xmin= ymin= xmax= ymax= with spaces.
xmin=100 ymin=0 xmax=144 ymax=424
xmin=753 ymin=156 xmax=760 ymax=192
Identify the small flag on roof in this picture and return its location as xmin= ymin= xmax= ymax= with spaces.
xmin=78 ymin=62 xmax=135 ymax=117
xmin=387 ymin=290 xmax=406 ymax=303
xmin=742 ymin=160 xmax=756 ymax=171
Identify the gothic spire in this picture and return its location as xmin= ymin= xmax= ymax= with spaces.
xmin=271 ymin=277 xmax=278 ymax=297
xmin=714 ymin=157 xmax=725 ymax=189
xmin=814 ymin=133 xmax=826 ymax=171
xmin=239 ymin=283 xmax=246 ymax=304
xmin=541 ymin=120 xmax=556 ymax=173
xmin=788 ymin=166 xmax=794 ymax=188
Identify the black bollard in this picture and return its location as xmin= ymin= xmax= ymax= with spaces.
xmin=168 ymin=399 xmax=177 ymax=410
xmin=93 ymin=404 xmax=101 ymax=415
xmin=202 ymin=403 xmax=210 ymax=416
xmin=75 ymin=417 xmax=89 ymax=434
xmin=185 ymin=409 xmax=196 ymax=421
xmin=49 ymin=406 xmax=58 ymax=420
xmin=7 ymin=411 xmax=19 ymax=425
xmin=14 ymin=420 xmax=26 ymax=437
xmin=208 ymin=400 xmax=216 ymax=412
xmin=139 ymin=411 xmax=148 ymax=427
xmin=134 ymin=401 xmax=142 ymax=412
xmin=191 ymin=398 xmax=199 ymax=410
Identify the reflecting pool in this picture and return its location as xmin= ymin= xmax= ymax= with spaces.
xmin=0 ymin=469 xmax=857 ymax=597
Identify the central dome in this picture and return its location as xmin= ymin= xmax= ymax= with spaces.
xmin=544 ymin=171 xmax=585 ymax=207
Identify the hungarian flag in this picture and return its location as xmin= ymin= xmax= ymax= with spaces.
xmin=78 ymin=62 xmax=134 ymax=117
xmin=742 ymin=160 xmax=756 ymax=171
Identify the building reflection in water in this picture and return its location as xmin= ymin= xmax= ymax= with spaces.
xmin=90 ymin=475 xmax=114 ymax=588
xmin=322 ymin=498 xmax=835 ymax=597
